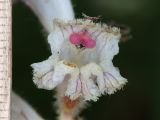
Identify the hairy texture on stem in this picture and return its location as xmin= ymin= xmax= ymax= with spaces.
xmin=11 ymin=92 xmax=44 ymax=120
xmin=22 ymin=0 xmax=75 ymax=32
xmin=56 ymin=80 xmax=86 ymax=120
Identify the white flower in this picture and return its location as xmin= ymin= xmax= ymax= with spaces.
xmin=31 ymin=18 xmax=127 ymax=101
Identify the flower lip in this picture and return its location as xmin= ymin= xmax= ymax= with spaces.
xmin=69 ymin=31 xmax=96 ymax=49
xmin=31 ymin=18 xmax=127 ymax=101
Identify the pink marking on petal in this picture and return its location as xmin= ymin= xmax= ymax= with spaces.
xmin=69 ymin=32 xmax=96 ymax=48
xmin=69 ymin=33 xmax=81 ymax=45
xmin=83 ymin=38 xmax=96 ymax=48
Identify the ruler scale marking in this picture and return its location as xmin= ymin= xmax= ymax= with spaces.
xmin=0 ymin=0 xmax=11 ymax=120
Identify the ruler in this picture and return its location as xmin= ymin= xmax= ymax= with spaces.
xmin=0 ymin=0 xmax=11 ymax=120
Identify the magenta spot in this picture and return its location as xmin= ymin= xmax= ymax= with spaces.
xmin=69 ymin=33 xmax=81 ymax=45
xmin=82 ymin=38 xmax=96 ymax=48
xmin=69 ymin=32 xmax=96 ymax=48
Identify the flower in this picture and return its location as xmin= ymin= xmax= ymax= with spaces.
xmin=31 ymin=18 xmax=127 ymax=101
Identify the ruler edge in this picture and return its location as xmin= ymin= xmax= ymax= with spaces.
xmin=9 ymin=0 xmax=12 ymax=119
xmin=0 ymin=0 xmax=12 ymax=120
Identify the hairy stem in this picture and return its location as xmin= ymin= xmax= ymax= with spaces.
xmin=56 ymin=81 xmax=85 ymax=120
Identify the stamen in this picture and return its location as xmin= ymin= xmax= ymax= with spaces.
xmin=63 ymin=61 xmax=77 ymax=68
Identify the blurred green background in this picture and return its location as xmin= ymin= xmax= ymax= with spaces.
xmin=12 ymin=0 xmax=160 ymax=120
